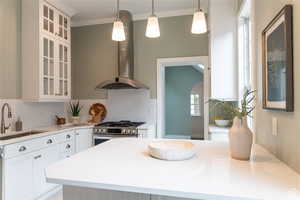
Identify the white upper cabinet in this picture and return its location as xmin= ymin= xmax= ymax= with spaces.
xmin=22 ymin=0 xmax=71 ymax=101
xmin=209 ymin=0 xmax=238 ymax=100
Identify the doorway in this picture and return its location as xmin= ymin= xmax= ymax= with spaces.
xmin=157 ymin=57 xmax=209 ymax=140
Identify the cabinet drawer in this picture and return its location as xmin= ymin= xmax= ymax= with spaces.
xmin=56 ymin=130 xmax=75 ymax=142
xmin=60 ymin=140 xmax=74 ymax=154
xmin=3 ymin=139 xmax=44 ymax=159
xmin=41 ymin=135 xmax=59 ymax=147
xmin=3 ymin=131 xmax=75 ymax=159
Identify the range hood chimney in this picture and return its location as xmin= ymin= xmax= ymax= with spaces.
xmin=95 ymin=10 xmax=149 ymax=90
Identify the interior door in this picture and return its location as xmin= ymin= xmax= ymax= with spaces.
xmin=4 ymin=153 xmax=34 ymax=200
xmin=33 ymin=145 xmax=60 ymax=198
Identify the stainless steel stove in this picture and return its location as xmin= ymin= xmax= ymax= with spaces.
xmin=93 ymin=121 xmax=145 ymax=145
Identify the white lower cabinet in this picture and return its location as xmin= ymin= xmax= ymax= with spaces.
xmin=2 ymin=128 xmax=92 ymax=200
xmin=75 ymin=129 xmax=93 ymax=153
xmin=33 ymin=145 xmax=61 ymax=198
xmin=4 ymin=152 xmax=35 ymax=200
xmin=4 ymin=145 xmax=60 ymax=200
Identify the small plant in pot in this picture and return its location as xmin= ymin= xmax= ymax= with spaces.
xmin=69 ymin=100 xmax=83 ymax=125
xmin=212 ymin=90 xmax=256 ymax=160
xmin=210 ymin=101 xmax=236 ymax=127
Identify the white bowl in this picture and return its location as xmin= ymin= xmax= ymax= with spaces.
xmin=215 ymin=120 xmax=230 ymax=127
xmin=148 ymin=140 xmax=196 ymax=161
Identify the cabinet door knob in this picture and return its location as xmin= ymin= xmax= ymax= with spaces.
xmin=19 ymin=146 xmax=27 ymax=152
xmin=66 ymin=144 xmax=71 ymax=149
xmin=66 ymin=134 xmax=71 ymax=139
xmin=47 ymin=139 xmax=53 ymax=144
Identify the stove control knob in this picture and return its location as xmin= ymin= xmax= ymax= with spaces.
xmin=127 ymin=130 xmax=131 ymax=134
xmin=121 ymin=129 xmax=126 ymax=134
xmin=132 ymin=130 xmax=136 ymax=134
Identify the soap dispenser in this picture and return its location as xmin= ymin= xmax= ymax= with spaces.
xmin=15 ymin=117 xmax=23 ymax=132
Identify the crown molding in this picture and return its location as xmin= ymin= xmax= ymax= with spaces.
xmin=46 ymin=0 xmax=77 ymax=17
xmin=71 ymin=9 xmax=195 ymax=27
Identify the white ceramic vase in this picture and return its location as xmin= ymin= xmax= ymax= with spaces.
xmin=229 ymin=117 xmax=253 ymax=160
xmin=72 ymin=116 xmax=80 ymax=125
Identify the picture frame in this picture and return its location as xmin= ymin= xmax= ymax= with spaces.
xmin=262 ymin=5 xmax=294 ymax=112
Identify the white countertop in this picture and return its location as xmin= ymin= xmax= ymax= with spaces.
xmin=46 ymin=138 xmax=300 ymax=200
xmin=0 ymin=124 xmax=94 ymax=146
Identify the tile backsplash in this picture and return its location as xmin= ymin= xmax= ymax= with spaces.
xmin=69 ymin=90 xmax=157 ymax=125
xmin=0 ymin=99 xmax=65 ymax=131
xmin=0 ymin=90 xmax=157 ymax=132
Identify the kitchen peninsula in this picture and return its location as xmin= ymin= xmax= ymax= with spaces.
xmin=46 ymin=138 xmax=300 ymax=200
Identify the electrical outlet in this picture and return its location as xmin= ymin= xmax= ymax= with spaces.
xmin=272 ymin=118 xmax=278 ymax=136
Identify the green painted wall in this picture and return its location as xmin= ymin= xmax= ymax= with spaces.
xmin=165 ymin=66 xmax=203 ymax=138
xmin=255 ymin=0 xmax=300 ymax=173
xmin=0 ymin=0 xmax=21 ymax=98
xmin=0 ymin=6 xmax=208 ymax=100
xmin=71 ymin=15 xmax=209 ymax=99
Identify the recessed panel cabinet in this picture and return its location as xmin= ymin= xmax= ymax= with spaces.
xmin=75 ymin=129 xmax=93 ymax=153
xmin=22 ymin=0 xmax=71 ymax=101
xmin=1 ymin=129 xmax=92 ymax=200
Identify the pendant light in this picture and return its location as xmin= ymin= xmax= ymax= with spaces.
xmin=146 ymin=0 xmax=160 ymax=38
xmin=191 ymin=0 xmax=207 ymax=34
xmin=112 ymin=0 xmax=126 ymax=41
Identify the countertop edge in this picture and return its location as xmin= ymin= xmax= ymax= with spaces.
xmin=0 ymin=125 xmax=94 ymax=146
xmin=46 ymin=177 xmax=250 ymax=200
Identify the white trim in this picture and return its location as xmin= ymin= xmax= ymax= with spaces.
xmin=156 ymin=56 xmax=209 ymax=140
xmin=71 ymin=9 xmax=195 ymax=27
xmin=46 ymin=0 xmax=77 ymax=17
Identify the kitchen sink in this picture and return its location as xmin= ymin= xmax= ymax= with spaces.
xmin=0 ymin=130 xmax=45 ymax=140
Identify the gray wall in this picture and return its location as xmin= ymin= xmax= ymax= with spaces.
xmin=0 ymin=0 xmax=21 ymax=98
xmin=255 ymin=0 xmax=300 ymax=173
xmin=165 ymin=66 xmax=204 ymax=139
xmin=71 ymin=15 xmax=209 ymax=99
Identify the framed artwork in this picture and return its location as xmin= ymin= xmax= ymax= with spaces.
xmin=262 ymin=5 xmax=294 ymax=112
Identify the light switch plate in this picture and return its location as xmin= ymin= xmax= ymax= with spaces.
xmin=272 ymin=118 xmax=278 ymax=136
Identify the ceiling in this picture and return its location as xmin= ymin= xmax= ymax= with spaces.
xmin=48 ymin=0 xmax=209 ymax=27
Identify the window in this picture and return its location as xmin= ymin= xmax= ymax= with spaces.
xmin=238 ymin=0 xmax=253 ymax=130
xmin=238 ymin=17 xmax=251 ymax=93
xmin=191 ymin=94 xmax=201 ymax=116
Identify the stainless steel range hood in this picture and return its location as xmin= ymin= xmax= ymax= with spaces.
xmin=95 ymin=10 xmax=149 ymax=90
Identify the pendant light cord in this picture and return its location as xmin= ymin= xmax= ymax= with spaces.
xmin=117 ymin=0 xmax=120 ymax=19
xmin=198 ymin=0 xmax=201 ymax=11
xmin=152 ymin=0 xmax=155 ymax=16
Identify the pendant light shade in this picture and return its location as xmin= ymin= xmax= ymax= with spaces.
xmin=146 ymin=0 xmax=160 ymax=38
xmin=112 ymin=20 xmax=126 ymax=41
xmin=146 ymin=15 xmax=160 ymax=38
xmin=191 ymin=0 xmax=207 ymax=34
xmin=112 ymin=0 xmax=126 ymax=41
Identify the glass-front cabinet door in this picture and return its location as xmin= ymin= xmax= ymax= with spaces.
xmin=42 ymin=3 xmax=55 ymax=37
xmin=57 ymin=42 xmax=70 ymax=98
xmin=58 ymin=12 xmax=70 ymax=43
xmin=42 ymin=36 xmax=55 ymax=97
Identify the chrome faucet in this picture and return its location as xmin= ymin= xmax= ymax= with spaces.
xmin=1 ymin=103 xmax=12 ymax=134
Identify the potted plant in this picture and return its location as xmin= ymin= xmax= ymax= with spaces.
xmin=212 ymin=90 xmax=256 ymax=160
xmin=69 ymin=100 xmax=83 ymax=124
xmin=210 ymin=100 xmax=236 ymax=127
